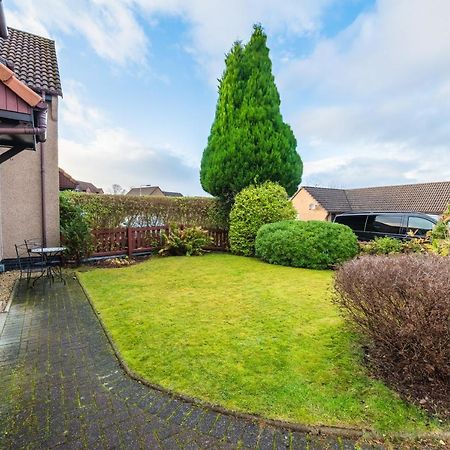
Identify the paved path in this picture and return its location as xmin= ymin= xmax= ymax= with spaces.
xmin=0 ymin=277 xmax=378 ymax=449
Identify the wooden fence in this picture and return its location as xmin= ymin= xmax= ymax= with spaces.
xmin=91 ymin=225 xmax=229 ymax=257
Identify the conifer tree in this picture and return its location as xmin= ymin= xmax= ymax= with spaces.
xmin=200 ymin=25 xmax=302 ymax=202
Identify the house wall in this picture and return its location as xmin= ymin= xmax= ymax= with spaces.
xmin=0 ymin=97 xmax=59 ymax=260
xmin=291 ymin=188 xmax=330 ymax=221
xmin=150 ymin=187 xmax=164 ymax=196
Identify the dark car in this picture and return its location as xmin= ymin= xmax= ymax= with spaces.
xmin=333 ymin=212 xmax=439 ymax=241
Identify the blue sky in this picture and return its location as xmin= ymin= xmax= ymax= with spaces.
xmin=6 ymin=0 xmax=450 ymax=195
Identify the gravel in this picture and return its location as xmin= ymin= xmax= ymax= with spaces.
xmin=0 ymin=271 xmax=19 ymax=312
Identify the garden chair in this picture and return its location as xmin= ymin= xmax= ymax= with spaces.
xmin=24 ymin=238 xmax=42 ymax=252
xmin=15 ymin=243 xmax=47 ymax=287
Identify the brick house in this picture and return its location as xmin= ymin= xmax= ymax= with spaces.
xmin=59 ymin=168 xmax=103 ymax=194
xmin=291 ymin=181 xmax=450 ymax=221
xmin=126 ymin=186 xmax=183 ymax=197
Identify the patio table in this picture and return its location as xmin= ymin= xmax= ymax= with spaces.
xmin=30 ymin=246 xmax=66 ymax=285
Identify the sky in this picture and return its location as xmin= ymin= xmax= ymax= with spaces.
xmin=5 ymin=0 xmax=450 ymax=195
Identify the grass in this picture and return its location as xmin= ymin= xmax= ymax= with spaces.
xmin=78 ymin=253 xmax=443 ymax=433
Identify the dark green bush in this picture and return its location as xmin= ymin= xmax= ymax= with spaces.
xmin=159 ymin=226 xmax=212 ymax=256
xmin=229 ymin=182 xmax=296 ymax=256
xmin=60 ymin=192 xmax=92 ymax=263
xmin=255 ymin=220 xmax=358 ymax=269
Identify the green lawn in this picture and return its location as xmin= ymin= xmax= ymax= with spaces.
xmin=79 ymin=253 xmax=441 ymax=433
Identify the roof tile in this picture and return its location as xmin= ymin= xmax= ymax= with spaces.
xmin=0 ymin=28 xmax=62 ymax=96
xmin=303 ymin=181 xmax=450 ymax=214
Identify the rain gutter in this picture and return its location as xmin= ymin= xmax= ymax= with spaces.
xmin=0 ymin=1 xmax=7 ymax=40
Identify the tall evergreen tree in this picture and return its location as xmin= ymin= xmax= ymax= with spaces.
xmin=200 ymin=25 xmax=302 ymax=202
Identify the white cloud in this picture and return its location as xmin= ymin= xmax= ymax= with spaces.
xmin=7 ymin=0 xmax=333 ymax=77
xmin=279 ymin=0 xmax=450 ymax=187
xmin=134 ymin=0 xmax=332 ymax=79
xmin=58 ymin=83 xmax=201 ymax=194
xmin=6 ymin=0 xmax=149 ymax=65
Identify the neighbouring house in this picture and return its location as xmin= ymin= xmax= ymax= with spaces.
xmin=59 ymin=168 xmax=103 ymax=194
xmin=291 ymin=181 xmax=450 ymax=221
xmin=126 ymin=186 xmax=183 ymax=197
xmin=0 ymin=26 xmax=62 ymax=268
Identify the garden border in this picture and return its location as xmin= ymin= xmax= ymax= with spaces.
xmin=77 ymin=273 xmax=450 ymax=445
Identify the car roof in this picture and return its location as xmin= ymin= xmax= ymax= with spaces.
xmin=335 ymin=212 xmax=438 ymax=222
xmin=336 ymin=211 xmax=434 ymax=215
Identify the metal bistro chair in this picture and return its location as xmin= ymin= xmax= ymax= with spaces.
xmin=24 ymin=239 xmax=66 ymax=284
xmin=15 ymin=243 xmax=47 ymax=287
xmin=24 ymin=238 xmax=42 ymax=251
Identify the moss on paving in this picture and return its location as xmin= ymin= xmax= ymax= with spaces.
xmin=78 ymin=254 xmax=445 ymax=434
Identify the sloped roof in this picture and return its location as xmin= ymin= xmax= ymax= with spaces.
xmin=0 ymin=28 xmax=62 ymax=96
xmin=76 ymin=180 xmax=103 ymax=194
xmin=302 ymin=181 xmax=450 ymax=214
xmin=59 ymin=168 xmax=77 ymax=190
xmin=127 ymin=186 xmax=163 ymax=196
xmin=162 ymin=191 xmax=183 ymax=197
xmin=59 ymin=168 xmax=103 ymax=194
xmin=302 ymin=187 xmax=351 ymax=212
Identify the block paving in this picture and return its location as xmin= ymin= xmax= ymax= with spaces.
xmin=0 ymin=277 xmax=384 ymax=449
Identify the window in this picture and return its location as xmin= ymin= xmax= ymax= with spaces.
xmin=407 ymin=216 xmax=434 ymax=236
xmin=334 ymin=215 xmax=367 ymax=231
xmin=366 ymin=215 xmax=402 ymax=234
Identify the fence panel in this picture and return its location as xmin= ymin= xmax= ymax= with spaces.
xmin=205 ymin=228 xmax=229 ymax=250
xmin=91 ymin=225 xmax=228 ymax=257
xmin=92 ymin=228 xmax=128 ymax=256
xmin=132 ymin=226 xmax=168 ymax=253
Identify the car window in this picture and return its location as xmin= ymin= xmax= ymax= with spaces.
xmin=407 ymin=216 xmax=435 ymax=236
xmin=334 ymin=215 xmax=367 ymax=231
xmin=366 ymin=215 xmax=402 ymax=234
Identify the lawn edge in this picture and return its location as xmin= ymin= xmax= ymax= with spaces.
xmin=76 ymin=273 xmax=450 ymax=444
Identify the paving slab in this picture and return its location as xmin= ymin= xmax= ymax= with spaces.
xmin=0 ymin=277 xmax=382 ymax=449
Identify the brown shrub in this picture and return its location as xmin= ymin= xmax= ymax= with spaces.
xmin=333 ymin=254 xmax=450 ymax=416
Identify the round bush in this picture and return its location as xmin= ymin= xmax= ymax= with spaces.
xmin=334 ymin=254 xmax=450 ymax=416
xmin=229 ymin=182 xmax=296 ymax=256
xmin=255 ymin=220 xmax=358 ymax=269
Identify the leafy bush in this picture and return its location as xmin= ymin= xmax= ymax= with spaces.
xmin=229 ymin=182 xmax=296 ymax=256
xmin=359 ymin=232 xmax=450 ymax=256
xmin=159 ymin=226 xmax=212 ymax=256
xmin=255 ymin=220 xmax=358 ymax=269
xmin=334 ymin=254 xmax=450 ymax=416
xmin=62 ymin=191 xmax=228 ymax=230
xmin=359 ymin=236 xmax=403 ymax=255
xmin=60 ymin=192 xmax=92 ymax=263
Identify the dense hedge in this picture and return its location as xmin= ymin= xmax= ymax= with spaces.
xmin=229 ymin=182 xmax=296 ymax=256
xmin=61 ymin=191 xmax=228 ymax=230
xmin=255 ymin=220 xmax=358 ymax=269
xmin=60 ymin=192 xmax=92 ymax=263
xmin=334 ymin=254 xmax=450 ymax=417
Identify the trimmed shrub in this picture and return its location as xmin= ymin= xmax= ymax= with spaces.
xmin=62 ymin=191 xmax=228 ymax=230
xmin=334 ymin=254 xmax=450 ymax=416
xmin=159 ymin=226 xmax=212 ymax=256
xmin=60 ymin=192 xmax=92 ymax=263
xmin=229 ymin=182 xmax=296 ymax=256
xmin=255 ymin=220 xmax=358 ymax=269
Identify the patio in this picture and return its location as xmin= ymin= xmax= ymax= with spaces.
xmin=0 ymin=277 xmax=362 ymax=449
